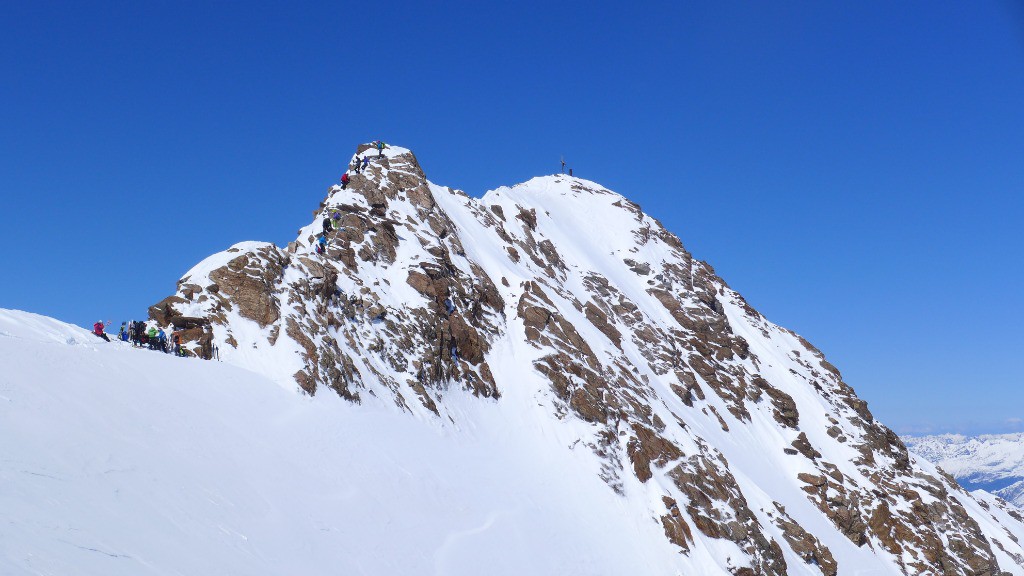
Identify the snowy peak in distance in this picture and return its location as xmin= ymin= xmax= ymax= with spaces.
xmin=139 ymin=142 xmax=1024 ymax=575
xmin=906 ymin=433 xmax=1024 ymax=508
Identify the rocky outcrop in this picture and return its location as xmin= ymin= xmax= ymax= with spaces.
xmin=208 ymin=246 xmax=287 ymax=327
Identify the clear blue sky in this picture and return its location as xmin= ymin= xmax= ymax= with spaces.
xmin=2 ymin=1 xmax=1022 ymax=435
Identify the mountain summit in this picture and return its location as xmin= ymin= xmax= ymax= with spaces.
xmin=146 ymin=144 xmax=1024 ymax=575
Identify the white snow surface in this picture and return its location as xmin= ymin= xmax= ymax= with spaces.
xmin=0 ymin=308 xmax=683 ymax=575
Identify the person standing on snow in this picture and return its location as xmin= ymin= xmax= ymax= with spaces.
xmin=158 ymin=328 xmax=168 ymax=353
xmin=133 ymin=321 xmax=145 ymax=347
xmin=93 ymin=320 xmax=110 ymax=342
xmin=362 ymin=157 xmax=369 ymax=171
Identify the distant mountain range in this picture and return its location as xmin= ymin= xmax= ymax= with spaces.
xmin=905 ymin=433 xmax=1024 ymax=507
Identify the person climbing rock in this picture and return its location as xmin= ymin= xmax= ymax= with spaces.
xmin=322 ymin=216 xmax=332 ymax=235
xmin=93 ymin=320 xmax=110 ymax=342
xmin=354 ymin=156 xmax=362 ymax=173
xmin=316 ymin=234 xmax=327 ymax=255
xmin=362 ymin=156 xmax=369 ymax=171
xmin=341 ymin=172 xmax=350 ymax=189
xmin=377 ymin=140 xmax=386 ymax=157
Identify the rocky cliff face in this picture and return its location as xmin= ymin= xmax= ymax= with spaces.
xmin=151 ymin=144 xmax=1024 ymax=575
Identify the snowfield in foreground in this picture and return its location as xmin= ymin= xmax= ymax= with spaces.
xmin=0 ymin=309 xmax=680 ymax=575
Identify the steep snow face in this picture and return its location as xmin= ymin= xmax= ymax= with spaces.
xmin=906 ymin=433 xmax=1024 ymax=507
xmin=0 ymin=309 xmax=688 ymax=575
xmin=143 ymin=144 xmax=1024 ymax=575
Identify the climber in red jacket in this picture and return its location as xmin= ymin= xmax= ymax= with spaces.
xmin=341 ymin=173 xmax=350 ymax=190
xmin=93 ymin=320 xmax=110 ymax=342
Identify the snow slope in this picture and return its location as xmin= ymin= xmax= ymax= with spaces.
xmin=906 ymin=433 xmax=1024 ymax=507
xmin=0 ymin=308 xmax=689 ymax=575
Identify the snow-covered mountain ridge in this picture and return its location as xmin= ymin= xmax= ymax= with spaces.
xmin=142 ymin=143 xmax=1024 ymax=574
xmin=8 ymin=143 xmax=1023 ymax=574
xmin=906 ymin=433 xmax=1024 ymax=508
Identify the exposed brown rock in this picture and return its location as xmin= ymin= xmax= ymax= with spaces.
xmin=208 ymin=247 xmax=287 ymax=327
xmin=791 ymin=432 xmax=822 ymax=460
xmin=148 ymin=296 xmax=186 ymax=325
xmin=754 ymin=377 xmax=800 ymax=428
xmin=627 ymin=423 xmax=683 ymax=482
xmin=516 ymin=207 xmax=537 ymax=231
xmin=660 ymin=496 xmax=693 ymax=552
xmin=584 ymin=301 xmax=622 ymax=348
xmin=773 ymin=503 xmax=837 ymax=576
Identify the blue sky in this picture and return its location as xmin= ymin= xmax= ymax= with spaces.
xmin=2 ymin=1 xmax=1022 ymax=435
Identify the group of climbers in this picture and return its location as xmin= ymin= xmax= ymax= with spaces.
xmin=316 ymin=211 xmax=346 ymax=255
xmin=90 ymin=319 xmax=188 ymax=357
xmin=351 ymin=155 xmax=369 ymax=174
xmin=321 ymin=212 xmax=344 ymax=235
xmin=314 ymin=141 xmax=387 ymax=258
xmin=126 ymin=320 xmax=177 ymax=354
xmin=346 ymin=142 xmax=385 ymax=181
